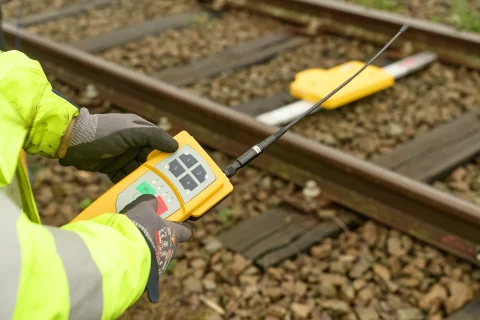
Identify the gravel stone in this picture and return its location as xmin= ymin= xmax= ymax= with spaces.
xmin=290 ymin=302 xmax=311 ymax=318
xmin=445 ymin=280 xmax=474 ymax=314
xmin=74 ymin=171 xmax=97 ymax=185
xmin=387 ymin=237 xmax=406 ymax=256
xmin=355 ymin=307 xmax=379 ymax=320
xmin=203 ymin=236 xmax=224 ymax=253
xmin=419 ymin=284 xmax=447 ymax=311
xmin=349 ymin=257 xmax=372 ymax=279
xmin=340 ymin=285 xmax=355 ymax=302
xmin=266 ymin=305 xmax=287 ymax=318
xmin=311 ymin=241 xmax=332 ymax=259
xmin=294 ymin=281 xmax=308 ymax=296
xmin=320 ymin=273 xmax=349 ymax=287
xmin=373 ymin=263 xmax=391 ymax=282
xmin=183 ymin=276 xmax=203 ymax=293
xmin=319 ymin=299 xmax=351 ymax=314
xmin=202 ymin=279 xmax=217 ymax=291
xmin=318 ymin=281 xmax=338 ymax=298
xmin=399 ymin=277 xmax=421 ymax=288
xmin=433 ymin=158 xmax=480 ymax=206
xmin=191 ymin=258 xmax=207 ymax=269
xmin=396 ymin=307 xmax=424 ymax=320
xmin=361 ymin=221 xmax=378 ymax=247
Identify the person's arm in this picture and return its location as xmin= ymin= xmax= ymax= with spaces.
xmin=0 ymin=50 xmax=191 ymax=318
xmin=1 ymin=190 xmax=150 ymax=319
xmin=0 ymin=84 xmax=150 ymax=318
xmin=0 ymin=50 xmax=79 ymax=159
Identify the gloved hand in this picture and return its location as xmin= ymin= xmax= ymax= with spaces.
xmin=59 ymin=107 xmax=178 ymax=183
xmin=120 ymin=194 xmax=192 ymax=303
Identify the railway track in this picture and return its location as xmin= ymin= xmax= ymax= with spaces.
xmin=3 ymin=0 xmax=480 ymax=318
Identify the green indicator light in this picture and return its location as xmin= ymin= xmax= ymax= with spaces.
xmin=136 ymin=181 xmax=156 ymax=195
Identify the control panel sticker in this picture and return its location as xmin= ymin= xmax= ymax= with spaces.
xmin=179 ymin=153 xmax=198 ymax=168
xmin=154 ymin=145 xmax=216 ymax=203
xmin=136 ymin=181 xmax=156 ymax=195
xmin=179 ymin=174 xmax=198 ymax=191
xmin=168 ymin=159 xmax=186 ymax=177
xmin=191 ymin=164 xmax=207 ymax=183
xmin=116 ymin=170 xmax=181 ymax=219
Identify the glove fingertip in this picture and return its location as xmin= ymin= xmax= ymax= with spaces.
xmin=150 ymin=129 xmax=179 ymax=153
xmin=180 ymin=222 xmax=193 ymax=233
xmin=162 ymin=137 xmax=179 ymax=153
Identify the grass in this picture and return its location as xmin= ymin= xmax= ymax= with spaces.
xmin=218 ymin=208 xmax=233 ymax=223
xmin=451 ymin=0 xmax=480 ymax=32
xmin=354 ymin=0 xmax=405 ymax=12
xmin=79 ymin=198 xmax=93 ymax=210
xmin=165 ymin=259 xmax=177 ymax=274
xmin=352 ymin=0 xmax=480 ymax=33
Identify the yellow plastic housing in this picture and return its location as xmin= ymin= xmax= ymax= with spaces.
xmin=290 ymin=61 xmax=395 ymax=109
xmin=72 ymin=131 xmax=233 ymax=223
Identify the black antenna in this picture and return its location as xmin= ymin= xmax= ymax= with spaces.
xmin=223 ymin=24 xmax=409 ymax=178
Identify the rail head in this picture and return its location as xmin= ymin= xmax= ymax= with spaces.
xmin=5 ymin=22 xmax=480 ymax=263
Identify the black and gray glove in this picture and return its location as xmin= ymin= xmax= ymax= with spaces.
xmin=59 ymin=108 xmax=178 ymax=183
xmin=120 ymin=194 xmax=192 ymax=303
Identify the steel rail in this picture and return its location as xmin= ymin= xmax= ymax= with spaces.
xmin=4 ymin=23 xmax=480 ymax=265
xmin=215 ymin=0 xmax=480 ymax=70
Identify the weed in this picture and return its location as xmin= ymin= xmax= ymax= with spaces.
xmin=79 ymin=198 xmax=93 ymax=210
xmin=354 ymin=0 xmax=404 ymax=12
xmin=166 ymin=259 xmax=177 ymax=274
xmin=451 ymin=0 xmax=480 ymax=32
xmin=218 ymin=208 xmax=233 ymax=222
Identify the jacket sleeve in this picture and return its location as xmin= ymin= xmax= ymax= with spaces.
xmin=0 ymin=49 xmax=79 ymax=159
xmin=0 ymin=50 xmax=152 ymax=319
xmin=1 ymin=191 xmax=150 ymax=320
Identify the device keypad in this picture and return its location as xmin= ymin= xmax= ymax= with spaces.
xmin=115 ymin=170 xmax=181 ymax=219
xmin=191 ymin=165 xmax=207 ymax=183
xmin=179 ymin=153 xmax=198 ymax=168
xmin=155 ymin=145 xmax=216 ymax=203
xmin=179 ymin=174 xmax=198 ymax=191
xmin=168 ymin=159 xmax=186 ymax=177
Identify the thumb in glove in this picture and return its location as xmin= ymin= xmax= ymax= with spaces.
xmin=119 ymin=194 xmax=192 ymax=302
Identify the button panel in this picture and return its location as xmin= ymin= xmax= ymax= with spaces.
xmin=115 ymin=170 xmax=181 ymax=219
xmin=154 ymin=145 xmax=216 ymax=203
xmin=191 ymin=165 xmax=207 ymax=183
xmin=168 ymin=159 xmax=185 ymax=177
xmin=179 ymin=174 xmax=198 ymax=191
xmin=179 ymin=153 xmax=198 ymax=168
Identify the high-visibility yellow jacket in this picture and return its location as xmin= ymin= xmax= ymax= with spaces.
xmin=0 ymin=50 xmax=150 ymax=319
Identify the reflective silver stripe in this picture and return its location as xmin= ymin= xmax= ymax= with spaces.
xmin=46 ymin=226 xmax=104 ymax=320
xmin=0 ymin=192 xmax=22 ymax=319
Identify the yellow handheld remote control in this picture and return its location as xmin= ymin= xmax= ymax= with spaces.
xmin=73 ymin=131 xmax=233 ymax=222
xmin=72 ymin=25 xmax=408 ymax=223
